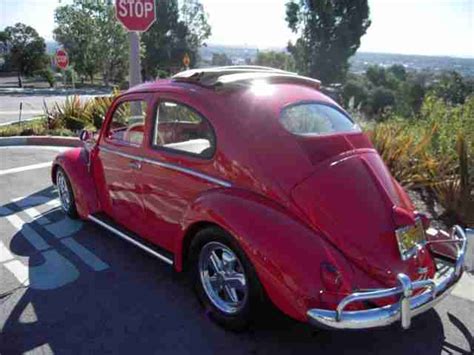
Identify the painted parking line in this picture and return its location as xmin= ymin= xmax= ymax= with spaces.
xmin=0 ymin=195 xmax=109 ymax=290
xmin=0 ymin=238 xmax=30 ymax=286
xmin=0 ymin=162 xmax=52 ymax=176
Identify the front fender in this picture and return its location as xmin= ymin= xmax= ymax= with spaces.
xmin=52 ymin=147 xmax=99 ymax=219
xmin=178 ymin=188 xmax=354 ymax=322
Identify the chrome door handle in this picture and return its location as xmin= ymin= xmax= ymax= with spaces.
xmin=128 ymin=160 xmax=142 ymax=170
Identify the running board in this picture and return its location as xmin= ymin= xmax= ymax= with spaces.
xmin=88 ymin=214 xmax=174 ymax=266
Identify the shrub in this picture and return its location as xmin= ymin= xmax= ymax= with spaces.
xmin=45 ymin=96 xmax=92 ymax=131
xmin=430 ymin=135 xmax=473 ymax=226
xmin=86 ymin=89 xmax=120 ymax=129
xmin=369 ymin=87 xmax=396 ymax=116
xmin=0 ymin=119 xmax=47 ymax=137
xmin=35 ymin=68 xmax=56 ymax=88
xmin=367 ymin=94 xmax=474 ymax=227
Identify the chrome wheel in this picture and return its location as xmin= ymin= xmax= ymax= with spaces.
xmin=199 ymin=241 xmax=248 ymax=314
xmin=57 ymin=170 xmax=72 ymax=212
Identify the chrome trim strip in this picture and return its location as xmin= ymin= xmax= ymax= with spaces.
xmin=307 ymin=225 xmax=467 ymax=330
xmin=88 ymin=214 xmax=174 ymax=266
xmin=100 ymin=146 xmax=141 ymax=161
xmin=141 ymin=157 xmax=231 ymax=187
xmin=99 ymin=145 xmax=231 ymax=187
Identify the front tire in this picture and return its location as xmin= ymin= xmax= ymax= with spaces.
xmin=189 ymin=226 xmax=265 ymax=331
xmin=56 ymin=167 xmax=78 ymax=219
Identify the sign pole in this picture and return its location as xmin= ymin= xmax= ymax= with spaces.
xmin=128 ymin=31 xmax=142 ymax=88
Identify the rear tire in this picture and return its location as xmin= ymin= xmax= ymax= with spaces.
xmin=189 ymin=226 xmax=266 ymax=331
xmin=56 ymin=167 xmax=78 ymax=219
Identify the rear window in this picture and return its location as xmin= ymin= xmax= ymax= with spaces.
xmin=280 ymin=103 xmax=360 ymax=135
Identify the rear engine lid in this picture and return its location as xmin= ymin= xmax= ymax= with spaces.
xmin=291 ymin=150 xmax=435 ymax=286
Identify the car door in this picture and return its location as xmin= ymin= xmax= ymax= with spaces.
xmin=93 ymin=94 xmax=151 ymax=233
xmin=137 ymin=95 xmax=219 ymax=252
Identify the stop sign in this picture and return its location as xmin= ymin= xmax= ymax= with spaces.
xmin=116 ymin=0 xmax=156 ymax=32
xmin=55 ymin=48 xmax=69 ymax=70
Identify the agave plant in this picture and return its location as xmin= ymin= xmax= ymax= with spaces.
xmin=86 ymin=89 xmax=120 ymax=129
xmin=44 ymin=96 xmax=93 ymax=132
xmin=430 ymin=134 xmax=474 ymax=227
xmin=368 ymin=121 xmax=438 ymax=188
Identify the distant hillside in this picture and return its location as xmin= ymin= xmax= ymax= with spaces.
xmin=350 ymin=52 xmax=474 ymax=77
xmin=46 ymin=41 xmax=474 ymax=77
xmin=199 ymin=44 xmax=474 ymax=77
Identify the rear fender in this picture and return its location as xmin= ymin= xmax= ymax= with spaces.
xmin=52 ymin=147 xmax=99 ymax=219
xmin=178 ymin=188 xmax=354 ymax=321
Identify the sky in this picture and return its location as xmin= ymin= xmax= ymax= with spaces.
xmin=0 ymin=0 xmax=473 ymax=58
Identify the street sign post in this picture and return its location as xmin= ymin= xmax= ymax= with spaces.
xmin=115 ymin=0 xmax=156 ymax=88
xmin=183 ymin=53 xmax=190 ymax=70
xmin=55 ymin=48 xmax=69 ymax=88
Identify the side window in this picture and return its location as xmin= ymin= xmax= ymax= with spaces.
xmin=153 ymin=101 xmax=215 ymax=158
xmin=107 ymin=100 xmax=147 ymax=146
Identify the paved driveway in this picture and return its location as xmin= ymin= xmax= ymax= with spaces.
xmin=0 ymin=146 xmax=473 ymax=354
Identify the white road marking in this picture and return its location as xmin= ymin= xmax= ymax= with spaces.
xmin=0 ymin=196 xmax=109 ymax=289
xmin=0 ymin=162 xmax=52 ymax=176
xmin=0 ymin=240 xmax=15 ymax=263
xmin=21 ymin=202 xmax=110 ymax=271
xmin=3 ymin=260 xmax=30 ymax=286
xmin=0 ymin=146 xmax=68 ymax=152
xmin=5 ymin=210 xmax=51 ymax=251
xmin=0 ymin=110 xmax=43 ymax=115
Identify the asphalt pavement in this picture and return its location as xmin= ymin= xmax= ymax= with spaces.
xmin=0 ymin=146 xmax=473 ymax=354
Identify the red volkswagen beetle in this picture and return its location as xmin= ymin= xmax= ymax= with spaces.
xmin=52 ymin=66 xmax=467 ymax=331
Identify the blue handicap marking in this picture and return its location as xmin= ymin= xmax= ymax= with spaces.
xmin=1 ymin=195 xmax=110 ymax=290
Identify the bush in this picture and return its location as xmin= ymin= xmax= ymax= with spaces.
xmin=45 ymin=96 xmax=93 ymax=131
xmin=35 ymin=68 xmax=56 ymax=88
xmin=86 ymin=89 xmax=119 ymax=129
xmin=0 ymin=119 xmax=47 ymax=137
xmin=369 ymin=87 xmax=396 ymax=116
xmin=367 ymin=94 xmax=474 ymax=226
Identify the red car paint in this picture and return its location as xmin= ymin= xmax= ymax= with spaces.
xmin=52 ymin=79 xmax=436 ymax=322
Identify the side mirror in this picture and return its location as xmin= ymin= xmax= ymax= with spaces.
xmin=79 ymin=129 xmax=92 ymax=142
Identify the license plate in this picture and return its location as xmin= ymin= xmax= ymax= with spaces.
xmin=396 ymin=219 xmax=426 ymax=260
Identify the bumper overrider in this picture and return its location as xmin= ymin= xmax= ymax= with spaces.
xmin=307 ymin=225 xmax=468 ymax=330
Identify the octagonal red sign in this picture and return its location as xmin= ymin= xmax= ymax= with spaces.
xmin=55 ymin=48 xmax=69 ymax=70
xmin=116 ymin=0 xmax=156 ymax=32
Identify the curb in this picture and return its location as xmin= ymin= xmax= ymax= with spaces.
xmin=0 ymin=136 xmax=81 ymax=147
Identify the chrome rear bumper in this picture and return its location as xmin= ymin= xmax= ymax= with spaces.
xmin=307 ymin=225 xmax=468 ymax=330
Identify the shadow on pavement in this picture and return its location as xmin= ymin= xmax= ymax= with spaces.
xmin=0 ymin=189 xmax=471 ymax=354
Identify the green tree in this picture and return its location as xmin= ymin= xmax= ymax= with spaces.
xmin=387 ymin=64 xmax=406 ymax=82
xmin=366 ymin=65 xmax=386 ymax=87
xmin=142 ymin=0 xmax=211 ymax=79
xmin=54 ymin=0 xmax=128 ymax=84
xmin=286 ymin=0 xmax=371 ymax=84
xmin=370 ymin=87 xmax=395 ymax=116
xmin=429 ymin=71 xmax=473 ymax=105
xmin=342 ymin=78 xmax=368 ymax=108
xmin=3 ymin=23 xmax=47 ymax=87
xmin=254 ymin=50 xmax=295 ymax=71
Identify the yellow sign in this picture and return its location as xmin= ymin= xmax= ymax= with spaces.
xmin=183 ymin=53 xmax=191 ymax=68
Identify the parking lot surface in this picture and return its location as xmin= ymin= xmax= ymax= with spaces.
xmin=0 ymin=146 xmax=473 ymax=354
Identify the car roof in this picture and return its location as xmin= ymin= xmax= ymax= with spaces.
xmin=125 ymin=66 xmax=322 ymax=95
